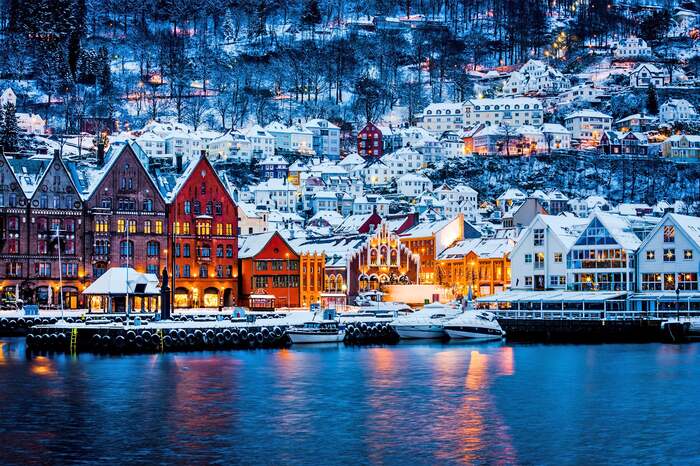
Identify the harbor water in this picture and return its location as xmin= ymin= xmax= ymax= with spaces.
xmin=0 ymin=338 xmax=699 ymax=465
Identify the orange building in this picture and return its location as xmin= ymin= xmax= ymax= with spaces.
xmin=437 ymin=237 xmax=513 ymax=297
xmin=238 ymin=232 xmax=300 ymax=308
xmin=399 ymin=215 xmax=464 ymax=284
xmin=300 ymin=251 xmax=325 ymax=307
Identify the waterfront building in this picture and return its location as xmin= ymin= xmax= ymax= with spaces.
xmin=566 ymin=212 xmax=642 ymax=291
xmin=437 ymin=237 xmax=513 ymax=297
xmin=399 ymin=215 xmax=464 ymax=284
xmin=2 ymin=151 xmax=85 ymax=308
xmin=635 ymin=213 xmax=699 ymax=293
xmin=83 ymin=143 xmax=169 ymax=304
xmin=158 ymin=154 xmax=238 ymax=308
xmin=238 ymin=231 xmax=300 ymax=308
xmin=510 ymin=215 xmax=588 ymax=291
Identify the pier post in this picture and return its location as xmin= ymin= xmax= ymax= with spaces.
xmin=161 ymin=268 xmax=171 ymax=321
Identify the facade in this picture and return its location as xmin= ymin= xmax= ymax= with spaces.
xmin=84 ymin=144 xmax=169 ymax=311
xmin=600 ymin=131 xmax=649 ymax=157
xmin=163 ymin=156 xmax=239 ymax=308
xmin=238 ymin=232 xmax=300 ymax=308
xmin=243 ymin=125 xmax=275 ymax=160
xmin=629 ymin=64 xmax=669 ymax=88
xmin=540 ymin=123 xmax=572 ymax=151
xmin=564 ymin=110 xmax=612 ymax=145
xmin=614 ymin=37 xmax=652 ymax=58
xmin=556 ymin=83 xmax=606 ymax=105
xmin=399 ymin=215 xmax=464 ymax=284
xmin=259 ymin=155 xmax=289 ymax=179
xmin=463 ymin=97 xmax=543 ymax=128
xmin=659 ymin=99 xmax=698 ymax=123
xmin=661 ymin=135 xmax=700 ymax=162
xmin=419 ymin=102 xmax=464 ymax=134
xmin=397 ymin=173 xmax=433 ymax=197
xmin=299 ymin=251 xmax=326 ymax=307
xmin=304 ymin=119 xmax=341 ymax=159
xmin=510 ymin=215 xmax=587 ymax=291
xmin=636 ymin=213 xmax=699 ymax=293
xmin=566 ymin=213 xmax=641 ymax=291
xmin=437 ymin=237 xmax=513 ymax=297
xmin=357 ymin=122 xmax=384 ymax=157
xmin=2 ymin=152 xmax=85 ymax=308
xmin=501 ymin=60 xmax=570 ymax=96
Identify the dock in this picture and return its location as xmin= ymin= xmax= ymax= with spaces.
xmin=18 ymin=311 xmax=399 ymax=354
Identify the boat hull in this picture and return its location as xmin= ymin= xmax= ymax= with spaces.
xmin=445 ymin=327 xmax=504 ymax=341
xmin=288 ymin=330 xmax=346 ymax=344
xmin=393 ymin=325 xmax=445 ymax=340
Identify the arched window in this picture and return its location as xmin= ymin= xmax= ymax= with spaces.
xmin=184 ymin=201 xmax=191 ymax=214
xmin=336 ymin=275 xmax=344 ymax=291
xmin=193 ymin=201 xmax=201 ymax=215
xmin=370 ymin=249 xmax=378 ymax=266
xmin=216 ymin=245 xmax=224 ymax=257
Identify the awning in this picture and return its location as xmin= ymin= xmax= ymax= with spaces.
xmin=477 ymin=290 xmax=627 ymax=304
xmin=629 ymin=292 xmax=700 ymax=302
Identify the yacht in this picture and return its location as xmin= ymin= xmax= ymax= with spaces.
xmin=444 ymin=311 xmax=505 ymax=341
xmin=389 ymin=302 xmax=461 ymax=339
xmin=287 ymin=320 xmax=346 ymax=344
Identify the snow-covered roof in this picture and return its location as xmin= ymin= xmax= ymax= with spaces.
xmin=304 ymin=118 xmax=339 ymax=130
xmin=564 ymin=109 xmax=612 ymax=120
xmin=238 ymin=232 xmax=278 ymax=258
xmin=591 ymin=212 xmax=642 ymax=250
xmin=83 ymin=268 xmax=160 ymax=296
xmin=400 ymin=217 xmax=455 ymax=239
xmin=540 ymin=123 xmax=570 ymax=134
xmin=497 ymin=188 xmax=527 ymax=201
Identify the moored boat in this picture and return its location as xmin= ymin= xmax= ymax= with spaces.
xmin=390 ymin=302 xmax=461 ymax=339
xmin=287 ymin=320 xmax=346 ymax=344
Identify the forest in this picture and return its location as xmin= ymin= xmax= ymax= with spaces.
xmin=0 ymin=0 xmax=678 ymax=132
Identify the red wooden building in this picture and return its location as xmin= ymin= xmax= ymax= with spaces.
xmin=160 ymin=154 xmax=238 ymax=308
xmin=238 ymin=231 xmax=300 ymax=308
xmin=357 ymin=122 xmax=383 ymax=157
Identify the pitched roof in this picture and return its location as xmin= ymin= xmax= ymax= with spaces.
xmin=238 ymin=232 xmax=278 ymax=258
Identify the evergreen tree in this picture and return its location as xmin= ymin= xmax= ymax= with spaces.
xmin=2 ymin=103 xmax=20 ymax=153
xmin=646 ymin=84 xmax=659 ymax=115
xmin=223 ymin=9 xmax=235 ymax=43
xmin=301 ymin=0 xmax=322 ymax=32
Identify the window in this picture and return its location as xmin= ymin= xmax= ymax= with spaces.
xmin=684 ymin=250 xmax=693 ymax=260
xmin=664 ymin=273 xmax=676 ymax=290
xmin=40 ymin=194 xmax=48 ymax=208
xmin=184 ymin=201 xmax=191 ymax=214
xmin=216 ymin=245 xmax=224 ymax=257
xmin=64 ymin=240 xmax=75 ymax=254
xmin=205 ymin=201 xmax=213 ymax=215
xmin=147 ymin=264 xmax=158 ymax=275
xmin=143 ymin=199 xmax=153 ymax=212
xmin=128 ymin=220 xmax=137 ymax=233
xmin=226 ymin=245 xmax=233 ymax=258
xmin=62 ymin=263 xmax=78 ymax=278
xmin=663 ymin=248 xmax=676 ymax=262
xmin=226 ymin=224 xmax=233 ymax=236
xmin=183 ymin=244 xmax=191 ymax=257
xmin=553 ymin=252 xmax=563 ymax=263
xmin=64 ymin=219 xmax=75 ymax=232
xmin=534 ymin=252 xmax=544 ymax=270
xmin=101 ymin=197 xmax=112 ymax=209
xmin=155 ymin=221 xmax=163 ymax=234
xmin=193 ymin=201 xmax=201 ymax=215
xmin=641 ymin=273 xmax=662 ymax=291
xmin=253 ymin=276 xmax=268 ymax=288
xmin=147 ymin=241 xmax=160 ymax=257
xmin=646 ymin=250 xmax=655 ymax=261
xmin=117 ymin=219 xmax=125 ymax=233
xmin=215 ymin=202 xmax=222 ymax=215
xmin=216 ymin=224 xmax=223 ymax=235
xmin=37 ymin=240 xmax=48 ymax=254
xmin=7 ymin=262 xmax=22 ymax=277
xmin=678 ymin=273 xmax=698 ymax=290
xmin=664 ymin=225 xmax=675 ymax=243
xmin=120 ymin=240 xmax=134 ymax=257
xmin=256 ymin=261 xmax=268 ymax=271
xmin=94 ymin=240 xmax=110 ymax=255
xmin=201 ymin=183 xmax=206 ymax=195
xmin=533 ymin=229 xmax=544 ymax=246
xmin=36 ymin=263 xmax=51 ymax=277
xmin=525 ymin=276 xmax=533 ymax=286
xmin=524 ymin=254 xmax=532 ymax=263
xmin=144 ymin=220 xmax=152 ymax=234
xmin=182 ymin=222 xmax=190 ymax=235
xmin=550 ymin=275 xmax=566 ymax=286
xmin=182 ymin=265 xmax=191 ymax=278
xmin=95 ymin=219 xmax=109 ymax=233
xmin=199 ymin=265 xmax=208 ymax=278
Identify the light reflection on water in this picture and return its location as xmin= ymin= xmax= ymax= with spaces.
xmin=0 ymin=339 xmax=699 ymax=465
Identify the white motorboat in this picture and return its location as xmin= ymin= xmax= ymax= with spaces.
xmin=444 ymin=311 xmax=505 ymax=341
xmin=287 ymin=320 xmax=346 ymax=344
xmin=390 ymin=302 xmax=461 ymax=339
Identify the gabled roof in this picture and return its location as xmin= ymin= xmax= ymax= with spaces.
xmin=7 ymin=155 xmax=52 ymax=198
xmin=238 ymin=232 xmax=279 ymax=259
xmin=587 ymin=212 xmax=642 ymax=250
xmin=84 ymin=142 xmax=166 ymax=203
xmin=637 ymin=213 xmax=700 ymax=252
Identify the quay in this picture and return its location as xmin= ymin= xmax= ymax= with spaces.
xmin=477 ymin=290 xmax=700 ymax=343
xmin=20 ymin=311 xmax=398 ymax=354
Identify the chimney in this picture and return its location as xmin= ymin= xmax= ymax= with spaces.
xmin=97 ymin=142 xmax=105 ymax=166
xmin=175 ymin=154 xmax=183 ymax=174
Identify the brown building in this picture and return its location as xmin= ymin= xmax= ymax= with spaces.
xmin=1 ymin=151 xmax=85 ymax=308
xmin=82 ymin=143 xmax=169 ymax=310
xmin=399 ymin=215 xmax=464 ymax=284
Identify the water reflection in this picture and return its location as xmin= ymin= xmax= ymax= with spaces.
xmin=1 ymin=340 xmax=700 ymax=465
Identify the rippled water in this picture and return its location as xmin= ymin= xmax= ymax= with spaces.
xmin=0 ymin=338 xmax=699 ymax=465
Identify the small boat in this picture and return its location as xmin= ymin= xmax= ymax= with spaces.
xmin=444 ymin=311 xmax=505 ymax=341
xmin=390 ymin=302 xmax=461 ymax=339
xmin=287 ymin=320 xmax=346 ymax=344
